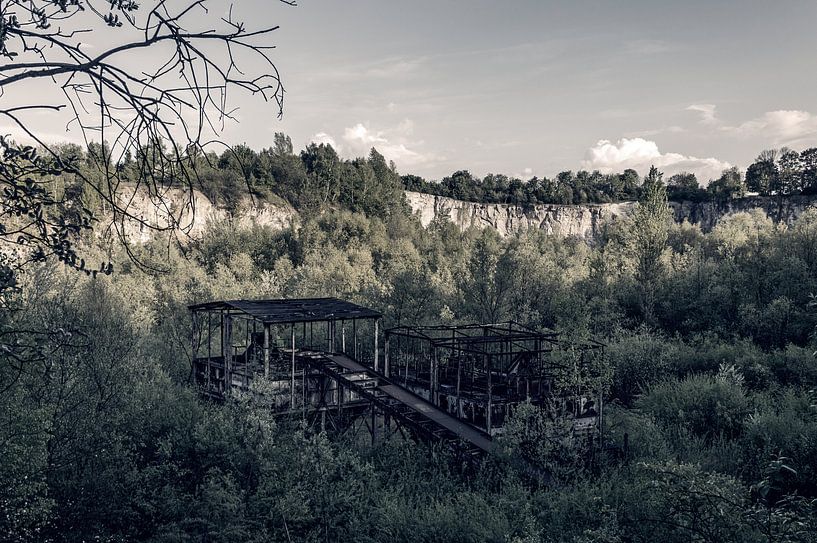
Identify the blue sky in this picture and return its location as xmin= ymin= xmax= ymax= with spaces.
xmin=5 ymin=0 xmax=817 ymax=183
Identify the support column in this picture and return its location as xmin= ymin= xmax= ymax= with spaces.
xmin=341 ymin=320 xmax=346 ymax=355
xmin=327 ymin=320 xmax=333 ymax=352
xmin=302 ymin=365 xmax=307 ymax=417
xmin=598 ymin=382 xmax=604 ymax=449
xmin=263 ymin=324 xmax=270 ymax=378
xmin=456 ymin=352 xmax=462 ymax=417
xmin=432 ymin=347 xmax=438 ymax=404
xmin=371 ymin=403 xmax=376 ymax=446
xmin=206 ymin=311 xmax=212 ymax=390
xmin=353 ymin=319 xmax=358 ymax=360
xmin=384 ymin=334 xmax=390 ymax=378
xmin=243 ymin=318 xmax=250 ymax=389
xmin=190 ymin=310 xmax=198 ymax=384
xmin=484 ymin=340 xmax=492 ymax=433
xmin=487 ymin=353 xmax=493 ymax=434
xmin=290 ymin=324 xmax=296 ymax=409
xmin=223 ymin=312 xmax=232 ymax=395
xmin=374 ymin=319 xmax=380 ymax=372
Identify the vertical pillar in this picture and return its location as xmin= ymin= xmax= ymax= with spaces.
xmin=353 ymin=319 xmax=358 ymax=360
xmin=371 ymin=403 xmax=376 ymax=446
xmin=219 ymin=310 xmax=224 ymax=393
xmin=302 ymin=365 xmax=307 ymax=417
xmin=190 ymin=310 xmax=198 ymax=384
xmin=223 ymin=312 xmax=232 ymax=395
xmin=432 ymin=347 xmax=438 ymax=404
xmin=244 ymin=318 xmax=250 ymax=389
xmin=374 ymin=319 xmax=379 ymax=371
xmin=263 ymin=324 xmax=270 ymax=378
xmin=486 ymin=346 xmax=492 ymax=434
xmin=290 ymin=324 xmax=296 ymax=409
xmin=206 ymin=311 xmax=212 ymax=390
xmin=487 ymin=366 xmax=493 ymax=434
xmin=384 ymin=334 xmax=390 ymax=378
xmin=341 ymin=320 xmax=346 ymax=355
xmin=598 ymin=383 xmax=604 ymax=449
xmin=455 ymin=352 xmax=462 ymax=417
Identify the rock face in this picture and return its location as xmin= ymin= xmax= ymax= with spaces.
xmin=668 ymin=195 xmax=817 ymax=232
xmin=117 ymin=187 xmax=297 ymax=243
xmin=405 ymin=191 xmax=817 ymax=239
xmin=116 ymin=188 xmax=817 ymax=244
xmin=404 ymin=191 xmax=635 ymax=238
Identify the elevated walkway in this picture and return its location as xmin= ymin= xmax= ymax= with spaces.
xmin=301 ymin=352 xmax=494 ymax=457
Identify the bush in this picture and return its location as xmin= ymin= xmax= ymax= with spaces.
xmin=674 ymin=336 xmax=771 ymax=390
xmin=739 ymin=390 xmax=817 ymax=496
xmin=637 ymin=374 xmax=751 ymax=441
xmin=767 ymin=345 xmax=817 ymax=388
xmin=606 ymin=331 xmax=688 ymax=406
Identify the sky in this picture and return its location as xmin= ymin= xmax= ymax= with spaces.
xmin=4 ymin=0 xmax=817 ymax=183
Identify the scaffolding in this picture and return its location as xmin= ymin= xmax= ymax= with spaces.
xmin=189 ymin=299 xmax=606 ymax=459
xmin=384 ymin=322 xmax=606 ymax=439
xmin=190 ymin=297 xmax=381 ymax=408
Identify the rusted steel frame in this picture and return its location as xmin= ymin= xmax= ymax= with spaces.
xmin=290 ymin=324 xmax=296 ymax=408
xmin=303 ymin=357 xmax=477 ymax=455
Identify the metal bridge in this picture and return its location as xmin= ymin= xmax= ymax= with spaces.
xmin=300 ymin=351 xmax=493 ymax=457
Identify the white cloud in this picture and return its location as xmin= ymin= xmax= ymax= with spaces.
xmin=309 ymin=131 xmax=338 ymax=149
xmin=687 ymin=104 xmax=817 ymax=146
xmin=582 ymin=137 xmax=731 ymax=183
xmin=343 ymin=123 xmax=388 ymax=150
xmin=512 ymin=167 xmax=534 ymax=179
xmin=686 ymin=104 xmax=718 ymax=125
xmin=312 ymin=121 xmax=439 ymax=169
xmin=732 ymin=110 xmax=817 ymax=145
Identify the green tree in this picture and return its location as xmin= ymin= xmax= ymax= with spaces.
xmin=746 ymin=150 xmax=780 ymax=196
xmin=667 ymin=171 xmax=705 ymax=201
xmin=300 ymin=142 xmax=342 ymax=209
xmin=778 ymin=148 xmax=802 ymax=195
xmin=800 ymin=147 xmax=817 ymax=194
xmin=631 ymin=166 xmax=671 ymax=324
xmin=460 ymin=229 xmax=514 ymax=322
xmin=708 ymin=167 xmax=746 ymax=203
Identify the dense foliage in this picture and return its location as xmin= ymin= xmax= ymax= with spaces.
xmin=47 ymin=136 xmax=817 ymax=213
xmin=404 ymin=149 xmax=817 ymax=206
xmin=3 ymin=141 xmax=817 ymax=542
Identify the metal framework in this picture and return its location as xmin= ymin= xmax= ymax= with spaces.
xmin=384 ymin=322 xmax=606 ymax=440
xmin=189 ymin=299 xmax=606 ymax=460
xmin=189 ymin=297 xmax=382 ymax=401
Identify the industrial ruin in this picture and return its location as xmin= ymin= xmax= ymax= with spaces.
xmin=190 ymin=298 xmax=605 ymax=460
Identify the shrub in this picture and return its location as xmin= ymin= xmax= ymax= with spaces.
xmin=637 ymin=374 xmax=751 ymax=441
xmin=606 ymin=330 xmax=687 ymax=406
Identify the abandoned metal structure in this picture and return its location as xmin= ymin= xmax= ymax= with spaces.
xmin=384 ymin=323 xmax=605 ymax=438
xmin=190 ymin=298 xmax=605 ymax=459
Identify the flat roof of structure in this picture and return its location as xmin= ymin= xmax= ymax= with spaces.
xmin=189 ymin=298 xmax=381 ymax=324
